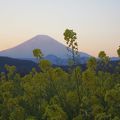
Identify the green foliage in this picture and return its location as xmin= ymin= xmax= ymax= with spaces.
xmin=87 ymin=57 xmax=97 ymax=70
xmin=117 ymin=46 xmax=120 ymax=57
xmin=73 ymin=114 xmax=83 ymax=120
xmin=33 ymin=48 xmax=43 ymax=63
xmin=25 ymin=116 xmax=37 ymax=120
xmin=9 ymin=106 xmax=25 ymax=120
xmin=63 ymin=29 xmax=78 ymax=65
xmin=44 ymin=104 xmax=67 ymax=120
xmin=39 ymin=60 xmax=52 ymax=72
xmin=98 ymin=51 xmax=110 ymax=72
xmin=98 ymin=51 xmax=110 ymax=64
xmin=0 ymin=47 xmax=120 ymax=120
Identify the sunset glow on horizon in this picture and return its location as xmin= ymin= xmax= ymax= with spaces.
xmin=0 ymin=0 xmax=120 ymax=57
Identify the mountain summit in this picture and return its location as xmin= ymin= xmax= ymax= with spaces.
xmin=0 ymin=35 xmax=90 ymax=59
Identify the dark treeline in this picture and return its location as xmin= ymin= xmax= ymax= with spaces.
xmin=0 ymin=56 xmax=120 ymax=76
xmin=0 ymin=57 xmax=39 ymax=76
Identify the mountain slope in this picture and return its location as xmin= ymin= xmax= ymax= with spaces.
xmin=0 ymin=35 xmax=90 ymax=59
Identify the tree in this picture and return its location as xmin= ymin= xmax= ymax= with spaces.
xmin=39 ymin=60 xmax=52 ymax=72
xmin=98 ymin=51 xmax=110 ymax=71
xmin=5 ymin=65 xmax=16 ymax=80
xmin=117 ymin=46 xmax=120 ymax=57
xmin=105 ymin=84 xmax=120 ymax=117
xmin=9 ymin=106 xmax=25 ymax=120
xmin=98 ymin=51 xmax=106 ymax=59
xmin=87 ymin=57 xmax=97 ymax=71
xmin=72 ymin=67 xmax=82 ymax=113
xmin=33 ymin=49 xmax=43 ymax=63
xmin=98 ymin=51 xmax=109 ymax=64
xmin=63 ymin=29 xmax=78 ymax=65
xmin=116 ymin=46 xmax=120 ymax=73
xmin=43 ymin=104 xmax=67 ymax=120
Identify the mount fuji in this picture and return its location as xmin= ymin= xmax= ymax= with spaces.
xmin=0 ymin=35 xmax=90 ymax=64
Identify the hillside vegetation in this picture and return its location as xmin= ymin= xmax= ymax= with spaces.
xmin=0 ymin=30 xmax=120 ymax=120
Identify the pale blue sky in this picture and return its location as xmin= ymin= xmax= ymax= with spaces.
xmin=0 ymin=0 xmax=120 ymax=56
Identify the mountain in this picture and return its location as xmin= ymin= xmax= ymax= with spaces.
xmin=0 ymin=35 xmax=90 ymax=58
xmin=110 ymin=57 xmax=120 ymax=61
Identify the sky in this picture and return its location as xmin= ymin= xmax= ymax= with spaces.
xmin=0 ymin=0 xmax=120 ymax=57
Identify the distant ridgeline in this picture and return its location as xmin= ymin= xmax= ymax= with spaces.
xmin=0 ymin=56 xmax=120 ymax=76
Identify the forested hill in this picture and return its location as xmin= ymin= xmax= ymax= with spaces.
xmin=0 ymin=56 xmax=38 ymax=75
xmin=0 ymin=56 xmax=120 ymax=76
xmin=0 ymin=56 xmax=85 ymax=75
